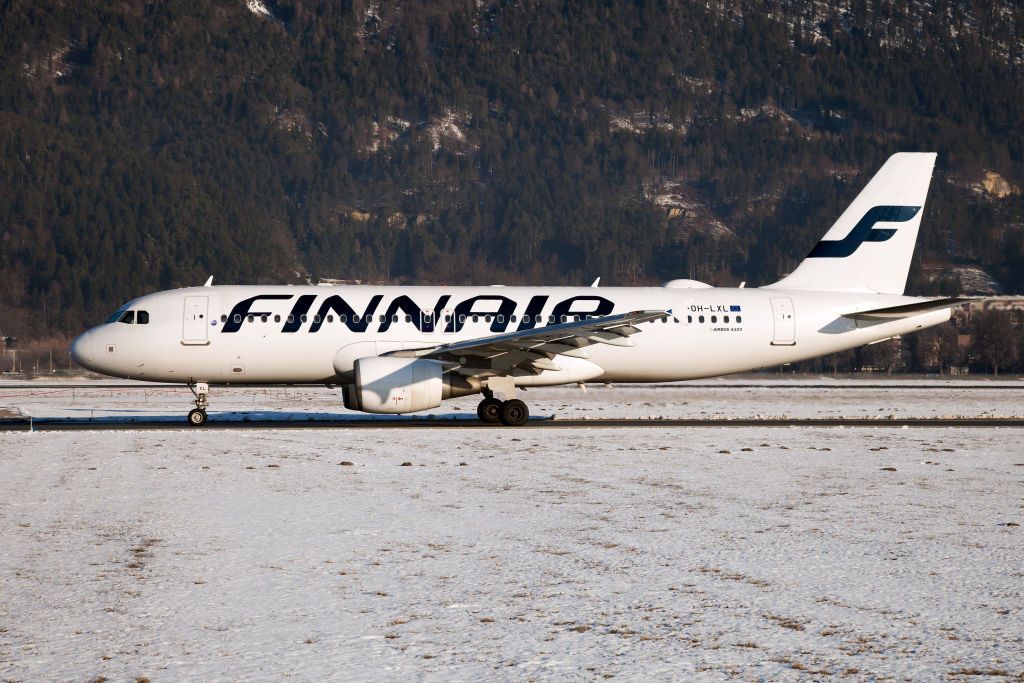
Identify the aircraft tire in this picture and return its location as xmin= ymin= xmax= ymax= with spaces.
xmin=188 ymin=408 xmax=208 ymax=427
xmin=499 ymin=399 xmax=529 ymax=427
xmin=477 ymin=397 xmax=503 ymax=423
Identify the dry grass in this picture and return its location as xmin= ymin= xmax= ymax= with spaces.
xmin=765 ymin=614 xmax=806 ymax=631
xmin=697 ymin=565 xmax=771 ymax=588
xmin=126 ymin=538 xmax=161 ymax=572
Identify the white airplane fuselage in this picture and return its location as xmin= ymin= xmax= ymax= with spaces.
xmin=71 ymin=283 xmax=950 ymax=385
xmin=68 ymin=153 xmax=959 ymax=424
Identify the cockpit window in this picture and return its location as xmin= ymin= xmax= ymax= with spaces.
xmin=137 ymin=311 xmax=149 ymax=325
xmin=118 ymin=311 xmax=135 ymax=325
xmin=105 ymin=309 xmax=127 ymax=324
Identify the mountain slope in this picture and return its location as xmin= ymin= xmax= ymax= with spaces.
xmin=1 ymin=0 xmax=1022 ymax=340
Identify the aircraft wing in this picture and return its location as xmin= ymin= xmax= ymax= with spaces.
xmin=842 ymin=297 xmax=977 ymax=321
xmin=385 ymin=310 xmax=667 ymax=374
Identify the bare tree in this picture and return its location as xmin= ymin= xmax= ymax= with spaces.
xmin=972 ymin=310 xmax=1019 ymax=376
xmin=914 ymin=324 xmax=960 ymax=375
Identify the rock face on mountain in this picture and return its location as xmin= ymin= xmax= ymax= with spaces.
xmin=1 ymin=0 xmax=1022 ymax=339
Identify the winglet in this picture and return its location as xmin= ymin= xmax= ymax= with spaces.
xmin=203 ymin=276 xmax=214 ymax=287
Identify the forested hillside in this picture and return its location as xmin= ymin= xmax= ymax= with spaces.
xmin=2 ymin=0 xmax=1023 ymax=342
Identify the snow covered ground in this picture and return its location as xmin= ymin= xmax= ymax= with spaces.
xmin=1 ymin=383 xmax=1023 ymax=680
xmin=1 ymin=376 xmax=1023 ymax=422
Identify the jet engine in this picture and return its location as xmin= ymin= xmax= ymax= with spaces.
xmin=342 ymin=356 xmax=479 ymax=414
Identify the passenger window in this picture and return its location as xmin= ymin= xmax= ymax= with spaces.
xmin=485 ymin=315 xmax=492 ymax=323
xmin=137 ymin=311 xmax=149 ymax=325
xmin=261 ymin=315 xmax=268 ymax=323
xmin=406 ymin=315 xmax=413 ymax=323
xmin=313 ymin=315 xmax=321 ymax=324
xmin=275 ymin=315 xmax=281 ymax=323
xmin=392 ymin=314 xmax=398 ymax=323
xmin=300 ymin=315 xmax=307 ymax=323
xmin=661 ymin=317 xmax=667 ymax=323
xmin=459 ymin=314 xmax=466 ymax=323
xmin=287 ymin=315 xmax=294 ymax=323
xmin=711 ymin=316 xmax=717 ymax=323
xmin=687 ymin=315 xmax=692 ymax=323
xmin=340 ymin=314 xmax=347 ymax=323
xmin=472 ymin=315 xmax=479 ymax=323
xmin=379 ymin=314 xmax=386 ymax=323
xmin=560 ymin=315 xmax=567 ymax=323
xmin=497 ymin=315 xmax=504 ymax=324
xmin=699 ymin=315 xmax=705 ymax=323
xmin=548 ymin=315 xmax=555 ymax=324
xmin=118 ymin=311 xmax=135 ymax=324
xmin=327 ymin=315 xmax=333 ymax=323
xmin=234 ymin=314 xmax=242 ymax=324
xmin=220 ymin=314 xmax=227 ymax=323
xmin=724 ymin=315 xmax=729 ymax=323
xmin=247 ymin=315 xmax=254 ymax=323
xmin=510 ymin=315 xmax=517 ymax=322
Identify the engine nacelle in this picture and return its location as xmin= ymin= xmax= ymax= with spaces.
xmin=342 ymin=356 xmax=479 ymax=414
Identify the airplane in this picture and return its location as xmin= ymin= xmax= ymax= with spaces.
xmin=70 ymin=152 xmax=970 ymax=427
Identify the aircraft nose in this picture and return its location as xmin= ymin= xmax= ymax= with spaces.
xmin=70 ymin=330 xmax=96 ymax=370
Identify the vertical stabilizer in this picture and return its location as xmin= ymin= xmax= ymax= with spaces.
xmin=766 ymin=153 xmax=937 ymax=294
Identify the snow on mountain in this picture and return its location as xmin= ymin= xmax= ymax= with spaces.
xmin=245 ymin=0 xmax=273 ymax=19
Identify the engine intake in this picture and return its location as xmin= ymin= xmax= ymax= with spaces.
xmin=342 ymin=356 xmax=478 ymax=414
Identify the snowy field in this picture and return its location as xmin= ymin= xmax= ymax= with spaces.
xmin=1 ymin=376 xmax=1024 ymax=422
xmin=1 ymin=382 xmax=1023 ymax=680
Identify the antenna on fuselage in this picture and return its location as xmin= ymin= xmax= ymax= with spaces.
xmin=203 ymin=276 xmax=214 ymax=287
xmin=590 ymin=277 xmax=601 ymax=287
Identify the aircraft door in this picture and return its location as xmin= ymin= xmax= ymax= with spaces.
xmin=183 ymin=296 xmax=210 ymax=345
xmin=420 ymin=310 xmax=435 ymax=333
xmin=769 ymin=297 xmax=796 ymax=346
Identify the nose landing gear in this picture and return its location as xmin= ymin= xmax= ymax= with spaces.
xmin=188 ymin=382 xmax=209 ymax=427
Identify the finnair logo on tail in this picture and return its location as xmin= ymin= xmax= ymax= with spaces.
xmin=808 ymin=205 xmax=921 ymax=258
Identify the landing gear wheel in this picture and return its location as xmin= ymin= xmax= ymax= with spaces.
xmin=477 ymin=397 xmax=503 ymax=424
xmin=188 ymin=408 xmax=208 ymax=427
xmin=188 ymin=381 xmax=210 ymax=427
xmin=499 ymin=399 xmax=529 ymax=427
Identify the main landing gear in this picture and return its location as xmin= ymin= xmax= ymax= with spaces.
xmin=188 ymin=381 xmax=209 ymax=427
xmin=477 ymin=391 xmax=529 ymax=427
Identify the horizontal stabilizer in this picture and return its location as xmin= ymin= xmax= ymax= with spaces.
xmin=843 ymin=297 xmax=976 ymax=321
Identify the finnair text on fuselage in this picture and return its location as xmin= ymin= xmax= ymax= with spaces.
xmin=221 ymin=293 xmax=625 ymax=335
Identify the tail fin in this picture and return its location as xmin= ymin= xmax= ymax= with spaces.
xmin=767 ymin=152 xmax=937 ymax=294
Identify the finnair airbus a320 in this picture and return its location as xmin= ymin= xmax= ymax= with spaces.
xmin=71 ymin=153 xmax=967 ymax=426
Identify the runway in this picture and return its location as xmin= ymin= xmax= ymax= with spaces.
xmin=3 ymin=416 xmax=1024 ymax=431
